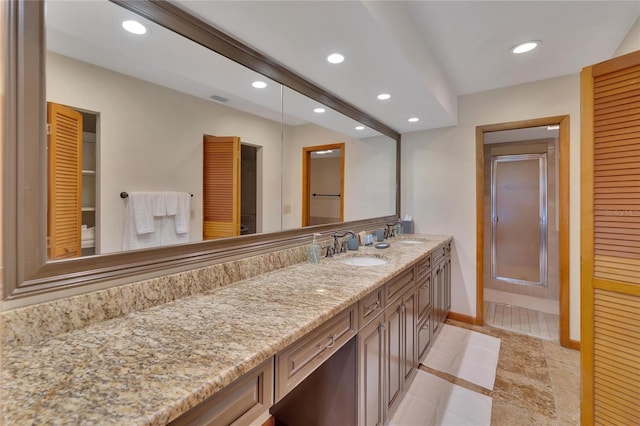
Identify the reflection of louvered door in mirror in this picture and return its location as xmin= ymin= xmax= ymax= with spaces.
xmin=47 ymin=102 xmax=83 ymax=260
xmin=203 ymin=135 xmax=240 ymax=239
xmin=581 ymin=50 xmax=640 ymax=425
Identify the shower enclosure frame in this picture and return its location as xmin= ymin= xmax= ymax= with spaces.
xmin=490 ymin=153 xmax=548 ymax=287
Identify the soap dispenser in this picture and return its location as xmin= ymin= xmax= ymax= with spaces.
xmin=308 ymin=233 xmax=322 ymax=264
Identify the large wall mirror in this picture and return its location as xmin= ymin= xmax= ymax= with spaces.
xmin=3 ymin=0 xmax=399 ymax=301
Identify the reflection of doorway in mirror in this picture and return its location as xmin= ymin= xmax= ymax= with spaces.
xmin=302 ymin=143 xmax=345 ymax=227
xmin=46 ymin=102 xmax=99 ymax=260
xmin=241 ymin=144 xmax=259 ymax=235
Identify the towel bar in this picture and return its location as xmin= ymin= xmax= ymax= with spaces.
xmin=120 ymin=192 xmax=194 ymax=198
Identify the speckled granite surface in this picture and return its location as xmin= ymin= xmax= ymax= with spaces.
xmin=1 ymin=245 xmax=309 ymax=347
xmin=1 ymin=234 xmax=451 ymax=425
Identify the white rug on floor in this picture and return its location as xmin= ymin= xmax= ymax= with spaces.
xmin=421 ymin=324 xmax=501 ymax=390
xmin=389 ymin=369 xmax=493 ymax=426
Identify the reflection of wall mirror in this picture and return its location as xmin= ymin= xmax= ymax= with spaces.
xmin=3 ymin=0 xmax=400 ymax=301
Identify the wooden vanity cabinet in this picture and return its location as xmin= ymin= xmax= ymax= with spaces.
xmin=357 ymin=312 xmax=386 ymax=426
xmin=169 ymin=358 xmax=274 ymax=426
xmin=275 ymin=305 xmax=357 ymax=402
xmin=173 ymin=246 xmax=447 ymax=426
xmin=384 ymin=271 xmax=417 ymax=420
xmin=431 ymin=242 xmax=452 ymax=338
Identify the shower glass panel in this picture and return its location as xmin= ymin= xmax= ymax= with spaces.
xmin=491 ymin=154 xmax=547 ymax=286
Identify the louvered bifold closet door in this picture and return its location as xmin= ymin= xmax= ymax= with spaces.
xmin=47 ymin=102 xmax=83 ymax=260
xmin=202 ymin=136 xmax=240 ymax=240
xmin=581 ymin=50 xmax=640 ymax=426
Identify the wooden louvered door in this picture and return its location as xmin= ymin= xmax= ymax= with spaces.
xmin=581 ymin=50 xmax=640 ymax=426
xmin=203 ymin=135 xmax=240 ymax=239
xmin=47 ymin=102 xmax=83 ymax=260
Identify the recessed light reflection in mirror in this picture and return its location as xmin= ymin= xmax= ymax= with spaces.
xmin=44 ymin=0 xmax=285 ymax=258
xmin=281 ymin=86 xmax=397 ymax=231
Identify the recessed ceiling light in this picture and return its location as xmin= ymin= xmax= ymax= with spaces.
xmin=252 ymin=81 xmax=267 ymax=89
xmin=327 ymin=53 xmax=344 ymax=64
xmin=408 ymin=117 xmax=419 ymax=123
xmin=316 ymin=150 xmax=333 ymax=155
xmin=314 ymin=107 xmax=326 ymax=113
xmin=122 ymin=20 xmax=147 ymax=35
xmin=547 ymin=125 xmax=559 ymax=130
xmin=355 ymin=126 xmax=365 ymax=130
xmin=377 ymin=93 xmax=391 ymax=101
xmin=511 ymin=40 xmax=540 ymax=54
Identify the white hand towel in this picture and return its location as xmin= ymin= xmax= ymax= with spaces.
xmin=129 ymin=192 xmax=155 ymax=235
xmin=151 ymin=192 xmax=166 ymax=217
xmin=159 ymin=216 xmax=189 ymax=246
xmin=164 ymin=191 xmax=179 ymax=216
xmin=123 ymin=199 xmax=161 ymax=250
xmin=175 ymin=192 xmax=191 ymax=235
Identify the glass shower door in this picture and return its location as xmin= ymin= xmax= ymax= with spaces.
xmin=491 ymin=154 xmax=547 ymax=286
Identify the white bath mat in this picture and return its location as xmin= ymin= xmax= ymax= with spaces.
xmin=421 ymin=324 xmax=501 ymax=390
xmin=389 ymin=369 xmax=493 ymax=426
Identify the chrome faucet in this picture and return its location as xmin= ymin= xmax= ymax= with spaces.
xmin=332 ymin=231 xmax=356 ymax=254
xmin=385 ymin=221 xmax=402 ymax=239
xmin=322 ymin=244 xmax=335 ymax=258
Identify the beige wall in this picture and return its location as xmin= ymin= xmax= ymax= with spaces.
xmin=282 ymin=124 xmax=396 ymax=230
xmin=401 ymin=73 xmax=582 ymax=340
xmin=47 ymin=52 xmax=284 ymax=253
xmin=614 ymin=17 xmax=640 ymax=57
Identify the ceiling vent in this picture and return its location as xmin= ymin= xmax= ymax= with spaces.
xmin=209 ymin=95 xmax=229 ymax=103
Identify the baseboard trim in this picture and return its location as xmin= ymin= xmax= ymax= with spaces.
xmin=447 ymin=311 xmax=481 ymax=325
xmin=568 ymin=339 xmax=581 ymax=351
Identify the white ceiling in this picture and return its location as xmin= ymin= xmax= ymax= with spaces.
xmin=47 ymin=1 xmax=639 ymax=136
xmin=176 ymin=0 xmax=639 ymax=133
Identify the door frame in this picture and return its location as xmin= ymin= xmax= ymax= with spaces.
xmin=302 ymin=143 xmax=345 ymax=227
xmin=476 ymin=115 xmax=572 ymax=348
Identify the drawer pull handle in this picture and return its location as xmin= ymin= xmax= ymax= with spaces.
xmin=365 ymin=300 xmax=380 ymax=312
xmin=317 ymin=335 xmax=336 ymax=351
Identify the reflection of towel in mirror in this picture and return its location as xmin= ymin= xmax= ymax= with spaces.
xmin=175 ymin=192 xmax=190 ymax=235
xmin=160 ymin=191 xmax=190 ymax=245
xmin=123 ymin=192 xmax=161 ymax=250
xmin=123 ymin=191 xmax=191 ymax=250
xmin=129 ymin=192 xmax=155 ymax=235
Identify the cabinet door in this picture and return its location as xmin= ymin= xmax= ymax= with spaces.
xmin=402 ymin=288 xmax=416 ymax=382
xmin=358 ymin=314 xmax=385 ymax=426
xmin=385 ymin=296 xmax=403 ymax=414
xmin=431 ymin=263 xmax=442 ymax=335
xmin=203 ymin=135 xmax=241 ymax=239
xmin=417 ymin=273 xmax=431 ymax=322
xmin=444 ymin=257 xmax=451 ymax=313
xmin=47 ymin=102 xmax=83 ymax=260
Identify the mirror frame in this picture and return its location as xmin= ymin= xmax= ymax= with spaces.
xmin=3 ymin=0 xmax=401 ymax=300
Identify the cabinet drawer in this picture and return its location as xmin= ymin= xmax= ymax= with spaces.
xmin=385 ymin=269 xmax=414 ymax=306
xmin=431 ymin=243 xmax=450 ymax=265
xmin=358 ymin=288 xmax=384 ymax=330
xmin=169 ymin=358 xmax=274 ymax=426
xmin=417 ymin=273 xmax=431 ymax=322
xmin=275 ymin=305 xmax=357 ymax=402
xmin=415 ymin=255 xmax=431 ymax=281
xmin=417 ymin=314 xmax=431 ymax=362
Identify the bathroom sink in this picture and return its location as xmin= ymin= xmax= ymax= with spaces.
xmin=397 ymin=237 xmax=429 ymax=244
xmin=339 ymin=256 xmax=388 ymax=267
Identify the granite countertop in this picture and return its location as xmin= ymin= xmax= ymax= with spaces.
xmin=1 ymin=234 xmax=452 ymax=425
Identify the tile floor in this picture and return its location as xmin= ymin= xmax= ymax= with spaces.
xmin=420 ymin=320 xmax=581 ymax=425
xmin=484 ymin=301 xmax=560 ymax=341
xmin=484 ymin=289 xmax=560 ymax=341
